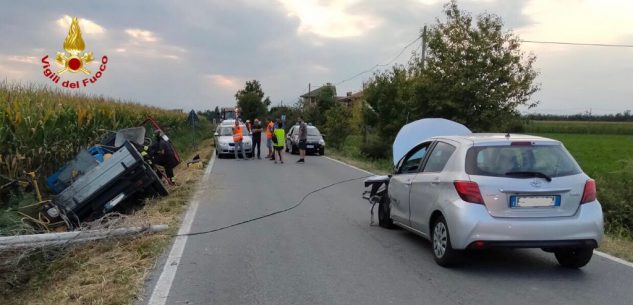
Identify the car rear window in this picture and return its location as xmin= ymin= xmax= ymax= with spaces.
xmin=308 ymin=127 xmax=321 ymax=136
xmin=465 ymin=144 xmax=581 ymax=178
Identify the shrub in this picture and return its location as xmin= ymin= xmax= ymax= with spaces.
xmin=597 ymin=161 xmax=633 ymax=232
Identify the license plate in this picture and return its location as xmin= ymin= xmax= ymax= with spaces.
xmin=510 ymin=195 xmax=560 ymax=208
xmin=306 ymin=145 xmax=314 ymax=149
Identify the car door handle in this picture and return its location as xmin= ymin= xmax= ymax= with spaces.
xmin=431 ymin=177 xmax=440 ymax=185
xmin=405 ymin=179 xmax=412 ymax=186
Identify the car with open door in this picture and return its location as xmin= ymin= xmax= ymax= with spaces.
xmin=365 ymin=119 xmax=603 ymax=268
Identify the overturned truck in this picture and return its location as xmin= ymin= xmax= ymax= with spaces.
xmin=45 ymin=124 xmax=177 ymax=227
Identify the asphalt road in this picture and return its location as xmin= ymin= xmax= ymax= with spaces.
xmin=145 ymin=152 xmax=633 ymax=305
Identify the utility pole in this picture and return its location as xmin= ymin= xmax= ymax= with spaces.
xmin=421 ymin=25 xmax=427 ymax=69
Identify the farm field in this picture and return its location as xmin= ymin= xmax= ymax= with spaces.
xmin=525 ymin=120 xmax=633 ymax=135
xmin=0 ymin=82 xmax=211 ymax=235
xmin=535 ymin=133 xmax=633 ymax=178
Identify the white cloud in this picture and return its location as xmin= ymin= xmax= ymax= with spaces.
xmin=118 ymin=29 xmax=185 ymax=60
xmin=206 ymin=74 xmax=241 ymax=90
xmin=518 ymin=0 xmax=633 ymax=49
xmin=8 ymin=56 xmax=38 ymax=64
xmin=278 ymin=0 xmax=382 ymax=38
xmin=125 ymin=28 xmax=159 ymax=43
xmin=56 ymin=15 xmax=105 ymax=35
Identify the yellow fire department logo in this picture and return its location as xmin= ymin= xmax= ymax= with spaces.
xmin=41 ymin=16 xmax=108 ymax=89
xmin=55 ymin=17 xmax=93 ymax=75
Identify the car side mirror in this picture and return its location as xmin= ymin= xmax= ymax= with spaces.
xmin=214 ymin=132 xmax=219 ymax=136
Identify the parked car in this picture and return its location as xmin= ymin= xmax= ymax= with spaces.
xmin=285 ymin=124 xmax=325 ymax=155
xmin=214 ymin=124 xmax=252 ymax=158
xmin=365 ymin=119 xmax=603 ymax=268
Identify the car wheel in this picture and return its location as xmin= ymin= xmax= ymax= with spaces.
xmin=319 ymin=147 xmax=325 ymax=155
xmin=291 ymin=144 xmax=298 ymax=155
xmin=432 ymin=215 xmax=458 ymax=267
xmin=377 ymin=195 xmax=395 ymax=229
xmin=554 ymin=248 xmax=593 ymax=268
xmin=215 ymin=149 xmax=219 ymax=156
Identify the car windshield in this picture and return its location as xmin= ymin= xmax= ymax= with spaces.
xmin=308 ymin=127 xmax=321 ymax=136
xmin=218 ymin=126 xmax=248 ymax=136
xmin=465 ymin=144 xmax=581 ymax=178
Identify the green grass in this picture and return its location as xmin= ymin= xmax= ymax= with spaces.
xmin=525 ymin=120 xmax=633 ymax=135
xmin=534 ymin=133 xmax=633 ymax=177
xmin=329 ymin=134 xmax=393 ymax=175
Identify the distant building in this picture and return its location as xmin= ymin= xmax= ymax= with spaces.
xmin=336 ymin=91 xmax=363 ymax=108
xmin=300 ymin=83 xmax=337 ymax=107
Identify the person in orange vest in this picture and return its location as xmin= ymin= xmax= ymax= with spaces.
xmin=233 ymin=120 xmax=247 ymax=160
xmin=265 ymin=118 xmax=275 ymax=159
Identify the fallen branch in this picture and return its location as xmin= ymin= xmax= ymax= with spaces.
xmin=0 ymin=225 xmax=168 ymax=251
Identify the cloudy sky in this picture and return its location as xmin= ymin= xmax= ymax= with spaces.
xmin=1 ymin=0 xmax=631 ymax=114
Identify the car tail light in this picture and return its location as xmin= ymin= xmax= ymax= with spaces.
xmin=454 ymin=181 xmax=484 ymax=204
xmin=580 ymin=179 xmax=596 ymax=204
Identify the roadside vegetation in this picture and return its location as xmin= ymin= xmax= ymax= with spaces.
xmin=0 ymin=81 xmax=214 ymax=304
xmin=0 ymin=139 xmax=213 ymax=305
xmin=0 ymin=81 xmax=211 ymax=235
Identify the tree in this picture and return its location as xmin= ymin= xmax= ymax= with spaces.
xmin=324 ymin=103 xmax=351 ymax=149
xmin=363 ymin=65 xmax=415 ymax=145
xmin=269 ymin=105 xmax=301 ymax=130
xmin=263 ymin=97 xmax=272 ymax=108
xmin=235 ymin=80 xmax=267 ymax=121
xmin=414 ymin=1 xmax=539 ymax=131
xmin=237 ymin=92 xmax=267 ymax=122
xmin=235 ymin=80 xmax=264 ymax=100
xmin=304 ymin=84 xmax=337 ymax=128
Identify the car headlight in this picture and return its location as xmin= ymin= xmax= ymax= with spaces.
xmin=319 ymin=139 xmax=325 ymax=145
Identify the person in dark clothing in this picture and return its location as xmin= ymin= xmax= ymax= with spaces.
xmin=297 ymin=116 xmax=307 ymax=163
xmin=251 ymin=118 xmax=263 ymax=159
xmin=149 ymin=129 xmax=177 ymax=183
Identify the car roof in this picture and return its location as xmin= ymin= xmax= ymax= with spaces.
xmin=220 ymin=119 xmax=238 ymax=125
xmin=433 ymin=133 xmax=560 ymax=145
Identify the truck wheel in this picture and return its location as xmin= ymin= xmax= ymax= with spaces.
xmin=432 ymin=215 xmax=459 ymax=267
xmin=554 ymin=248 xmax=593 ymax=268
xmin=378 ymin=196 xmax=395 ymax=229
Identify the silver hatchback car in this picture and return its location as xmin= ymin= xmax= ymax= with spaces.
xmin=379 ymin=133 xmax=603 ymax=268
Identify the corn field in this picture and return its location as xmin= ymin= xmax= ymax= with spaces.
xmin=0 ymin=81 xmax=187 ymax=183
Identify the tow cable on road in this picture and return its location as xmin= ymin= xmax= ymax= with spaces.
xmin=176 ymin=175 xmax=372 ymax=237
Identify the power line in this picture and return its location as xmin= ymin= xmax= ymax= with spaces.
xmin=520 ymin=40 xmax=633 ymax=48
xmin=177 ymin=175 xmax=370 ymax=237
xmin=334 ymin=36 xmax=422 ymax=86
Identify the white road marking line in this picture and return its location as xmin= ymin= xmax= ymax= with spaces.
xmin=147 ymin=153 xmax=216 ymax=305
xmin=326 ymin=155 xmax=633 ymax=269
xmin=324 ymin=156 xmax=376 ymax=175
xmin=594 ymin=250 xmax=633 ymax=269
